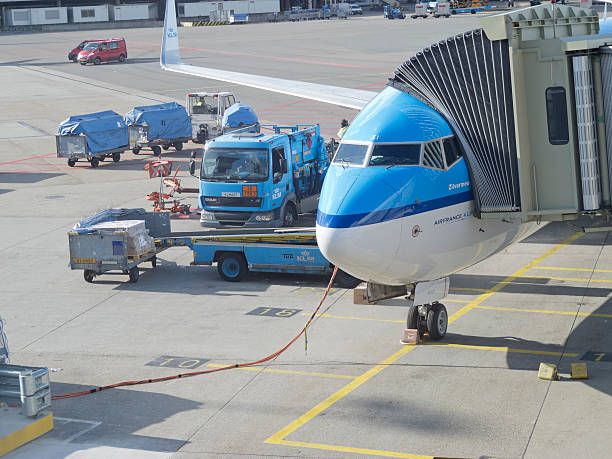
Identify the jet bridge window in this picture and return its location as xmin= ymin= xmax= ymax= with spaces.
xmin=333 ymin=143 xmax=369 ymax=166
xmin=421 ymin=140 xmax=445 ymax=170
xmin=545 ymin=87 xmax=569 ymax=145
xmin=368 ymin=144 xmax=421 ymax=166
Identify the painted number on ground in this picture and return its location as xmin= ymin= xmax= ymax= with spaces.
xmin=146 ymin=355 xmax=209 ymax=368
xmin=246 ymin=307 xmax=301 ymax=317
xmin=581 ymin=351 xmax=612 ymax=362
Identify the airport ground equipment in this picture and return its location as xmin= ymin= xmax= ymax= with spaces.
xmin=145 ymin=158 xmax=198 ymax=214
xmin=390 ymin=4 xmax=612 ymax=225
xmin=196 ymin=124 xmax=330 ymax=228
xmin=412 ymin=3 xmax=428 ymax=18
xmin=0 ymin=315 xmax=7 ymax=364
xmin=0 ymin=364 xmax=51 ymax=416
xmin=56 ymin=110 xmax=129 ymax=168
xmin=384 ymin=5 xmax=405 ymax=19
xmin=433 ymin=1 xmax=451 ymax=17
xmin=187 ymin=91 xmax=239 ymax=143
xmin=125 ymin=102 xmax=192 ymax=155
xmin=68 ymin=209 xmax=170 ymax=283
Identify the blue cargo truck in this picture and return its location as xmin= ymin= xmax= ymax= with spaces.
xmin=195 ymin=124 xmax=330 ymax=228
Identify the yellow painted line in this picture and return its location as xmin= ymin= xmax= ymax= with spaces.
xmin=206 ymin=363 xmax=355 ymax=380
xmin=445 ymin=298 xmax=471 ymax=303
xmin=302 ymin=312 xmax=403 ymax=324
xmin=264 ymin=344 xmax=418 ymax=445
xmin=425 ymin=342 xmax=578 ymax=357
xmin=475 ymin=305 xmax=612 ymax=319
xmin=265 ymin=231 xmax=583 ymax=458
xmin=533 ymin=266 xmax=612 ymax=273
xmin=0 ymin=413 xmax=53 ymax=456
xmin=518 ymin=275 xmax=612 ymax=284
xmin=450 ymin=287 xmax=489 ymax=292
xmin=274 ymin=439 xmax=432 ymax=459
xmin=448 ymin=231 xmax=584 ymax=324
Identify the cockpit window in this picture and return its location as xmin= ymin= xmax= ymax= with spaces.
xmin=333 ymin=143 xmax=368 ymax=166
xmin=422 ymin=140 xmax=445 ymax=170
xmin=443 ymin=137 xmax=462 ymax=167
xmin=369 ymin=144 xmax=421 ymax=166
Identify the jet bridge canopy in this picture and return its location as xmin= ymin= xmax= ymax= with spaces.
xmin=390 ymin=4 xmax=612 ymax=222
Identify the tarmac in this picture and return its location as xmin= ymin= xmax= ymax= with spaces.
xmin=1 ymin=10 xmax=612 ymax=459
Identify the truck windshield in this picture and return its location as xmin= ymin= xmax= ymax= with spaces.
xmin=201 ymin=148 xmax=269 ymax=182
xmin=190 ymin=95 xmax=217 ymax=115
xmin=84 ymin=43 xmax=99 ymax=50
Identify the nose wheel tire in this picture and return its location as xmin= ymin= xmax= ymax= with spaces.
xmin=426 ymin=302 xmax=447 ymax=340
xmin=217 ymin=252 xmax=248 ymax=282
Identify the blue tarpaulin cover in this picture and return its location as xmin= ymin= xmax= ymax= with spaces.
xmin=124 ymin=102 xmax=192 ymax=141
xmin=57 ymin=110 xmax=128 ymax=154
xmin=222 ymin=103 xmax=258 ymax=128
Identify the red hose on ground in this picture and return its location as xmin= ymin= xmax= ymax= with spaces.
xmin=50 ymin=267 xmax=339 ymax=401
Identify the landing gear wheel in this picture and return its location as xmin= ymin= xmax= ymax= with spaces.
xmin=282 ymin=202 xmax=298 ymax=227
xmin=162 ymin=144 xmax=170 ymax=150
xmin=94 ymin=57 xmax=101 ymax=65
xmin=151 ymin=145 xmax=162 ymax=156
xmin=90 ymin=157 xmax=99 ymax=168
xmin=426 ymin=302 xmax=447 ymax=340
xmin=173 ymin=141 xmax=183 ymax=151
xmin=406 ymin=305 xmax=419 ymax=329
xmin=334 ymin=269 xmax=361 ymax=289
xmin=83 ymin=270 xmax=95 ymax=283
xmin=67 ymin=159 xmax=76 ymax=167
xmin=151 ymin=256 xmax=157 ymax=268
xmin=132 ymin=146 xmax=140 ymax=155
xmin=217 ymin=252 xmax=247 ymax=282
xmin=128 ymin=266 xmax=139 ymax=283
xmin=112 ymin=152 xmax=121 ymax=162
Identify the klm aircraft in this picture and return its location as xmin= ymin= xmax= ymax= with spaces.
xmin=161 ymin=0 xmax=539 ymax=339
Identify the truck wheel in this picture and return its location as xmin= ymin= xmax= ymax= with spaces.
xmin=112 ymin=152 xmax=121 ymax=162
xmin=90 ymin=157 xmax=99 ymax=168
xmin=151 ymin=145 xmax=162 ymax=156
xmin=132 ymin=146 xmax=140 ymax=155
xmin=67 ymin=159 xmax=76 ymax=167
xmin=151 ymin=256 xmax=157 ymax=268
xmin=128 ymin=266 xmax=139 ymax=283
xmin=83 ymin=270 xmax=95 ymax=283
xmin=73 ymin=56 xmax=78 ymax=63
xmin=174 ymin=141 xmax=183 ymax=151
xmin=94 ymin=57 xmax=101 ymax=65
xmin=162 ymin=144 xmax=170 ymax=150
xmin=80 ymin=62 xmax=86 ymax=66
xmin=119 ymin=54 xmax=126 ymax=63
xmin=334 ymin=268 xmax=362 ymax=289
xmin=282 ymin=202 xmax=298 ymax=227
xmin=217 ymin=252 xmax=248 ymax=282
xmin=98 ymin=155 xmax=105 ymax=161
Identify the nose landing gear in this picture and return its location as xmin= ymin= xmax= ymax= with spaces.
xmin=406 ymin=302 xmax=448 ymax=341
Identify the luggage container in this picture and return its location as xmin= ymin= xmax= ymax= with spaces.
xmin=56 ymin=110 xmax=128 ymax=168
xmin=125 ymin=102 xmax=192 ymax=156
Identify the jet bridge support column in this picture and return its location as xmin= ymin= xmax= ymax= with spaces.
xmin=592 ymin=56 xmax=611 ymax=207
xmin=598 ymin=48 xmax=612 ymax=204
xmin=572 ymin=55 xmax=601 ymax=211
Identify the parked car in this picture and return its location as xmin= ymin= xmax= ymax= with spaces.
xmin=78 ymin=38 xmax=128 ymax=66
xmin=68 ymin=40 xmax=100 ymax=63
xmin=350 ymin=4 xmax=363 ymax=14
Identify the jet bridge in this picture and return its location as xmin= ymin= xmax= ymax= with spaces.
xmin=390 ymin=4 xmax=612 ymax=222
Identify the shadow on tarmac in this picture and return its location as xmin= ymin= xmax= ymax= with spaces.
xmin=46 ymin=382 xmax=198 ymax=453
xmin=0 ymin=172 xmax=64 ymax=183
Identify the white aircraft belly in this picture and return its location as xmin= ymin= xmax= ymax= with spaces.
xmin=318 ymin=201 xmax=540 ymax=285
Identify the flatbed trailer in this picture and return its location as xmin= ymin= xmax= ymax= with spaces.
xmin=56 ymin=134 xmax=128 ymax=168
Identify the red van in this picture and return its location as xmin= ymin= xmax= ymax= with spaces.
xmin=78 ymin=38 xmax=128 ymax=66
xmin=68 ymin=40 xmax=101 ymax=62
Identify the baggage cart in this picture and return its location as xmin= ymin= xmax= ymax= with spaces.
xmin=128 ymin=125 xmax=191 ymax=156
xmin=56 ymin=134 xmax=127 ymax=168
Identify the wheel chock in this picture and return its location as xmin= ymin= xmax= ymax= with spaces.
xmin=571 ymin=362 xmax=588 ymax=379
xmin=401 ymin=329 xmax=419 ymax=345
xmin=538 ymin=362 xmax=559 ymax=381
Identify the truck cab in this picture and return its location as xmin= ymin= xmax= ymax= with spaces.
xmin=187 ymin=91 xmax=237 ymax=143
xmin=197 ymin=125 xmax=329 ymax=228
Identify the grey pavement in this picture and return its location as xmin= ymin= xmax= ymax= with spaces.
xmin=1 ymin=11 xmax=611 ymax=459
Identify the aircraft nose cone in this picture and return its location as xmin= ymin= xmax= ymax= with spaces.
xmin=317 ymin=175 xmax=402 ymax=284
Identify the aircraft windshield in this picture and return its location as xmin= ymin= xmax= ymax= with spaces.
xmin=201 ymin=148 xmax=269 ymax=182
xmin=369 ymin=144 xmax=421 ymax=167
xmin=84 ymin=43 xmax=99 ymax=50
xmin=333 ymin=143 xmax=369 ymax=166
xmin=190 ymin=95 xmax=218 ymax=115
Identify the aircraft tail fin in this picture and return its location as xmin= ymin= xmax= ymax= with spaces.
xmin=161 ymin=0 xmax=181 ymax=67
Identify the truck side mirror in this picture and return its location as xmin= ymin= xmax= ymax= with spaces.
xmin=281 ymin=158 xmax=288 ymax=174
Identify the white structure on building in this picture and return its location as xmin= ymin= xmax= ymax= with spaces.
xmin=4 ymin=7 xmax=68 ymax=26
xmin=178 ymin=0 xmax=280 ymax=18
xmin=109 ymin=3 xmax=158 ymax=21
xmin=68 ymin=5 xmax=109 ymax=23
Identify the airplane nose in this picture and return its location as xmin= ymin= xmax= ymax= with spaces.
xmin=317 ymin=175 xmax=402 ymax=284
